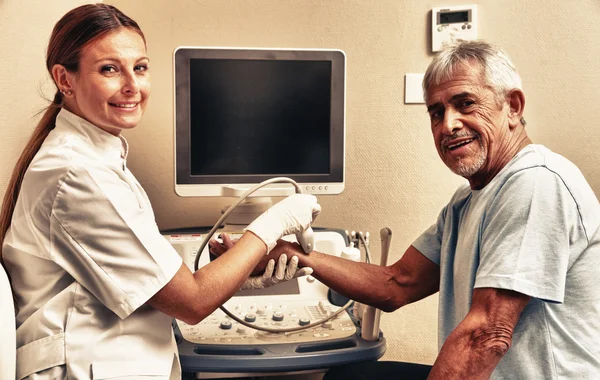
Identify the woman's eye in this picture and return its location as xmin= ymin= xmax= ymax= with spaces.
xmin=135 ymin=64 xmax=149 ymax=72
xmin=101 ymin=65 xmax=117 ymax=73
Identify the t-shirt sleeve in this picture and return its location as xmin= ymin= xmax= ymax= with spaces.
xmin=50 ymin=165 xmax=182 ymax=319
xmin=412 ymin=206 xmax=447 ymax=265
xmin=475 ymin=167 xmax=581 ymax=303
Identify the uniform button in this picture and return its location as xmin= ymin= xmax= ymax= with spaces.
xmin=299 ymin=318 xmax=310 ymax=326
xmin=244 ymin=314 xmax=257 ymax=322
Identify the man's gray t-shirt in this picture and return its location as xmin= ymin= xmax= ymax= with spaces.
xmin=413 ymin=144 xmax=600 ymax=379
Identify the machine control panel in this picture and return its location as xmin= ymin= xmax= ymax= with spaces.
xmin=164 ymin=230 xmax=357 ymax=346
xmin=176 ymin=298 xmax=356 ymax=345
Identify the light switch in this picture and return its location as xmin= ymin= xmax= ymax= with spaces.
xmin=404 ymin=73 xmax=425 ymax=104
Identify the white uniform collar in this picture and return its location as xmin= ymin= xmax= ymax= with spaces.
xmin=55 ymin=108 xmax=129 ymax=168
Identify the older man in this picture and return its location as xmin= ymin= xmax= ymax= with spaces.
xmin=213 ymin=40 xmax=600 ymax=379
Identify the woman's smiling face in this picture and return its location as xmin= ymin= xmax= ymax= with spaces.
xmin=61 ymin=27 xmax=150 ymax=136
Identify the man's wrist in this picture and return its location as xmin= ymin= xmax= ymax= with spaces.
xmin=296 ymin=250 xmax=316 ymax=269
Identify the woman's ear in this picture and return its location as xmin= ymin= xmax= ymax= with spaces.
xmin=507 ymin=89 xmax=525 ymax=129
xmin=51 ymin=64 xmax=75 ymax=96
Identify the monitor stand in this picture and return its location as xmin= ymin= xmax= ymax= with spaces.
xmin=220 ymin=196 xmax=274 ymax=228
xmin=219 ymin=182 xmax=297 ymax=228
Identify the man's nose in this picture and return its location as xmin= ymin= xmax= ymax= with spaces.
xmin=442 ymin=108 xmax=463 ymax=135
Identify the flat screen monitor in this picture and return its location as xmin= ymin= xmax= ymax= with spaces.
xmin=173 ymin=47 xmax=345 ymax=197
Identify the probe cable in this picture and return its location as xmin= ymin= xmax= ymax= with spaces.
xmin=195 ymin=177 xmax=354 ymax=333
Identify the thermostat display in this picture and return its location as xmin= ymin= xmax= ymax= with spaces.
xmin=439 ymin=10 xmax=469 ymax=25
xmin=432 ymin=4 xmax=478 ymax=52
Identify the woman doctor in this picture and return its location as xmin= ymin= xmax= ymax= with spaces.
xmin=0 ymin=4 xmax=319 ymax=379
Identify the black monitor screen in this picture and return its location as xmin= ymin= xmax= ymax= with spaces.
xmin=189 ymin=59 xmax=331 ymax=176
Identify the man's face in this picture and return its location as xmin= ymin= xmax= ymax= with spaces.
xmin=425 ymin=63 xmax=512 ymax=187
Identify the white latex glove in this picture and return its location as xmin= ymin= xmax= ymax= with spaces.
xmin=244 ymin=194 xmax=321 ymax=253
xmin=241 ymin=255 xmax=314 ymax=290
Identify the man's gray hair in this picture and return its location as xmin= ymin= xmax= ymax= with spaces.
xmin=423 ymin=40 xmax=526 ymax=125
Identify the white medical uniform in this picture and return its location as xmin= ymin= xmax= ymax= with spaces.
xmin=3 ymin=109 xmax=183 ymax=379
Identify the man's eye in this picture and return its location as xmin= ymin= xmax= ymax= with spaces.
xmin=101 ymin=65 xmax=117 ymax=73
xmin=458 ymin=100 xmax=474 ymax=108
xmin=430 ymin=109 xmax=444 ymax=120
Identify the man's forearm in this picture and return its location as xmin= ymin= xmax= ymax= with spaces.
xmin=428 ymin=288 xmax=528 ymax=380
xmin=299 ymin=250 xmax=400 ymax=311
xmin=428 ymin=323 xmax=510 ymax=380
xmin=428 ymin=326 xmax=509 ymax=380
xmin=298 ymin=245 xmax=439 ymax=312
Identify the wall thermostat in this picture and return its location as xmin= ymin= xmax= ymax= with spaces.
xmin=432 ymin=4 xmax=478 ymax=52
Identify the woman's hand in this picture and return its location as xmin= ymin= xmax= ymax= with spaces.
xmin=209 ymin=234 xmax=311 ymax=279
xmin=240 ymin=254 xmax=313 ymax=290
xmin=244 ymin=194 xmax=321 ymax=253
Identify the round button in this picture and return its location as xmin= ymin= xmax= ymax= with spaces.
xmin=437 ymin=26 xmax=443 ymax=32
xmin=219 ymin=321 xmax=232 ymax=330
xmin=467 ymin=24 xmax=472 ymax=29
xmin=461 ymin=25 xmax=466 ymax=30
xmin=299 ymin=318 xmax=310 ymax=326
xmin=244 ymin=314 xmax=257 ymax=322
xmin=306 ymin=276 xmax=316 ymax=283
xmin=272 ymin=312 xmax=284 ymax=321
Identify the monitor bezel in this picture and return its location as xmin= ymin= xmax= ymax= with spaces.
xmin=173 ymin=47 xmax=346 ymax=197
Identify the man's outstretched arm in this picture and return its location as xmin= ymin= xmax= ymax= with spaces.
xmin=275 ymin=242 xmax=441 ymax=312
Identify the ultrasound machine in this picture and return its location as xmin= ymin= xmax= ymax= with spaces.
xmin=163 ymin=47 xmax=387 ymax=378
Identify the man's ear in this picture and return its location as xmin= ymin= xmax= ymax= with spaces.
xmin=507 ymin=89 xmax=525 ymax=129
xmin=51 ymin=64 xmax=75 ymax=96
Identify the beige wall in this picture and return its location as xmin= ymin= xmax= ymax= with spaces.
xmin=0 ymin=0 xmax=96 ymax=189
xmin=2 ymin=0 xmax=600 ymax=368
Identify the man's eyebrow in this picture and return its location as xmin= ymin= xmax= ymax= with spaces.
xmin=427 ymin=102 xmax=442 ymax=113
xmin=427 ymin=92 xmax=473 ymax=112
xmin=449 ymin=92 xmax=472 ymax=102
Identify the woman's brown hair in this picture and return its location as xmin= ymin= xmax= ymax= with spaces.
xmin=0 ymin=4 xmax=145 ymax=272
